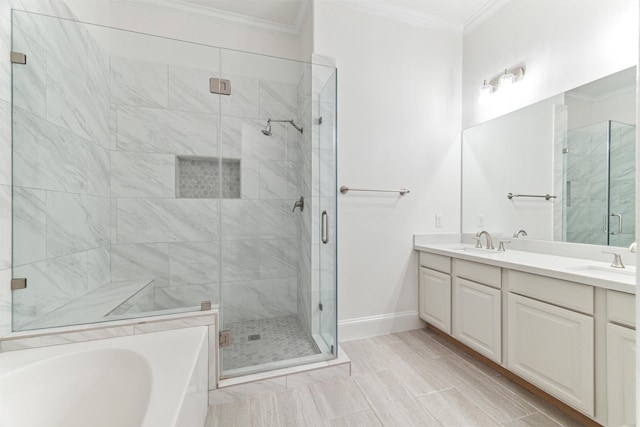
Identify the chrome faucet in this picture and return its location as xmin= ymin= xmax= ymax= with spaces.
xmin=602 ymin=251 xmax=625 ymax=268
xmin=292 ymin=196 xmax=304 ymax=213
xmin=513 ymin=229 xmax=528 ymax=238
xmin=475 ymin=230 xmax=495 ymax=250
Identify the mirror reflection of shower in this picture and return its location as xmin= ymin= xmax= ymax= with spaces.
xmin=261 ymin=118 xmax=303 ymax=136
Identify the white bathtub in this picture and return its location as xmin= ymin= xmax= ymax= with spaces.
xmin=0 ymin=326 xmax=208 ymax=427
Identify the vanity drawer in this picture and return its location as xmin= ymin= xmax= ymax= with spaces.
xmin=508 ymin=270 xmax=593 ymax=315
xmin=453 ymin=259 xmax=501 ymax=289
xmin=419 ymin=252 xmax=451 ymax=274
xmin=607 ymin=290 xmax=635 ymax=328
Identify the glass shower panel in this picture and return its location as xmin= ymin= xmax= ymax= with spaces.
xmin=563 ymin=122 xmax=610 ymax=245
xmin=11 ymin=10 xmax=221 ymax=331
xmin=317 ymin=68 xmax=338 ymax=355
xmin=563 ymin=120 xmax=636 ymax=247
xmin=608 ymin=121 xmax=636 ymax=247
xmin=217 ymin=49 xmax=337 ymax=378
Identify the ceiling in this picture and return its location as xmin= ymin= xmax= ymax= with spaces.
xmin=139 ymin=0 xmax=509 ymax=34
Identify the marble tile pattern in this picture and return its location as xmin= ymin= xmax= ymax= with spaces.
xmin=0 ymin=185 xmax=10 ymax=271
xmin=7 ymin=38 xmax=334 ymax=339
xmin=222 ymin=314 xmax=320 ymax=372
xmin=0 ymin=100 xmax=10 ymax=187
xmin=111 ymin=151 xmax=175 ymax=198
xmin=110 ymin=56 xmax=168 ymax=108
xmin=169 ymin=241 xmax=219 ymax=287
xmin=169 ymin=65 xmax=220 ymax=114
xmin=221 ymin=278 xmax=297 ymax=324
xmin=110 ymin=243 xmax=169 ymax=286
xmin=563 ymin=120 xmax=636 ymax=247
xmin=7 ymin=9 xmax=114 ymax=330
xmin=46 ymin=55 xmax=110 ymax=148
xmin=154 ymin=283 xmax=218 ymax=310
xmin=12 ymin=252 xmax=89 ymax=329
xmin=116 ymin=104 xmax=218 ymax=156
xmin=109 ymin=282 xmax=155 ymax=316
xmin=23 ymin=280 xmax=151 ymax=330
xmin=116 ymin=198 xmax=219 ymax=244
xmin=11 ymin=27 xmax=47 ymax=118
xmin=206 ymin=328 xmax=586 ymax=427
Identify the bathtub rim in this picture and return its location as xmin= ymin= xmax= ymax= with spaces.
xmin=0 ymin=325 xmax=209 ymax=427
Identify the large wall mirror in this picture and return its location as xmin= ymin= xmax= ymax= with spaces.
xmin=462 ymin=66 xmax=636 ymax=248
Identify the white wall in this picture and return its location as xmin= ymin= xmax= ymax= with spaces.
xmin=463 ymin=0 xmax=638 ymax=129
xmin=313 ymin=1 xmax=462 ymax=339
xmin=65 ymin=0 xmax=304 ymax=61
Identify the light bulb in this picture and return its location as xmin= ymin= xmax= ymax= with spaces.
xmin=481 ymin=79 xmax=493 ymax=96
xmin=498 ymin=69 xmax=515 ymax=87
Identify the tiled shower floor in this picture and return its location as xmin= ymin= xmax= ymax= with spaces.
xmin=222 ymin=315 xmax=321 ymax=372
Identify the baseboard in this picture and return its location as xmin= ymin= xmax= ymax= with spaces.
xmin=338 ymin=311 xmax=423 ymax=341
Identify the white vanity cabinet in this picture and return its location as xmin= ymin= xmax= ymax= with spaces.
xmin=418 ymin=252 xmax=452 ymax=334
xmin=606 ymin=291 xmax=635 ymax=427
xmin=452 ymin=260 xmax=502 ymax=363
xmin=507 ymin=271 xmax=594 ymax=416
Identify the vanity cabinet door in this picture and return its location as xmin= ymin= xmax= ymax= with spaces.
xmin=607 ymin=323 xmax=635 ymax=427
xmin=507 ymin=293 xmax=594 ymax=416
xmin=452 ymin=277 xmax=501 ymax=363
xmin=419 ymin=267 xmax=451 ymax=334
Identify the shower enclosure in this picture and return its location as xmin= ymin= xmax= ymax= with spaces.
xmin=563 ymin=120 xmax=635 ymax=247
xmin=10 ymin=11 xmax=337 ymax=378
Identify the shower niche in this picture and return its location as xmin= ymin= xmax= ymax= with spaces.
xmin=176 ymin=157 xmax=241 ymax=199
xmin=10 ymin=9 xmax=337 ymax=380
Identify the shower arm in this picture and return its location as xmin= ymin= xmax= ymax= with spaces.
xmin=268 ymin=118 xmax=303 ymax=134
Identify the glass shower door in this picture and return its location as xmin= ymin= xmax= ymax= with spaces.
xmin=563 ymin=120 xmax=636 ymax=247
xmin=317 ymin=68 xmax=338 ymax=354
xmin=608 ymin=121 xmax=636 ymax=247
xmin=564 ymin=122 xmax=610 ymax=245
xmin=217 ymin=50 xmax=338 ymax=378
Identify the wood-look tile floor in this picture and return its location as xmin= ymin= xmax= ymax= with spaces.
xmin=205 ymin=328 xmax=586 ymax=426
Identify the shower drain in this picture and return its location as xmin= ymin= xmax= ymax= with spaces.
xmin=248 ymin=334 xmax=261 ymax=341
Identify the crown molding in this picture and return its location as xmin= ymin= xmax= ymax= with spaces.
xmin=114 ymin=0 xmax=303 ymax=37
xmin=463 ymin=0 xmax=511 ymax=35
xmin=321 ymin=0 xmax=463 ymax=35
xmin=566 ymin=84 xmax=636 ymax=102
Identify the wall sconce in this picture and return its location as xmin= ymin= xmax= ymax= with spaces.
xmin=481 ymin=66 xmax=525 ymax=95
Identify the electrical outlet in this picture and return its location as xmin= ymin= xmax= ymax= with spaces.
xmin=478 ymin=215 xmax=484 ymax=227
xmin=435 ymin=214 xmax=443 ymax=228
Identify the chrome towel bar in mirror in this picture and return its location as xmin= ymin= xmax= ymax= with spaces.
xmin=507 ymin=193 xmax=556 ymax=201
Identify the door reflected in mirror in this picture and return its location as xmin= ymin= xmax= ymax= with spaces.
xmin=462 ymin=67 xmax=636 ymax=248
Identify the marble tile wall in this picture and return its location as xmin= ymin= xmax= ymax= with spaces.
xmin=111 ymin=53 xmax=303 ymax=321
xmin=110 ymin=56 xmax=218 ymax=311
xmin=9 ymin=9 xmax=112 ymax=330
xmin=0 ymin=4 xmax=333 ymax=337
xmin=563 ymin=121 xmax=636 ymax=247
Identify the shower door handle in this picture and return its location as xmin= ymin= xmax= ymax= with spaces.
xmin=321 ymin=210 xmax=329 ymax=244
xmin=611 ymin=213 xmax=622 ymax=235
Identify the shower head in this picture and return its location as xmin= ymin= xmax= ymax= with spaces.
xmin=261 ymin=118 xmax=303 ymax=136
xmin=261 ymin=120 xmax=272 ymax=136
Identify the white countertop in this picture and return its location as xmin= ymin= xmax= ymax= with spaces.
xmin=414 ymin=242 xmax=635 ymax=294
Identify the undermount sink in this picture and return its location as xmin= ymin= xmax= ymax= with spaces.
xmin=565 ymin=264 xmax=636 ymax=277
xmin=451 ymin=247 xmax=503 ymax=255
